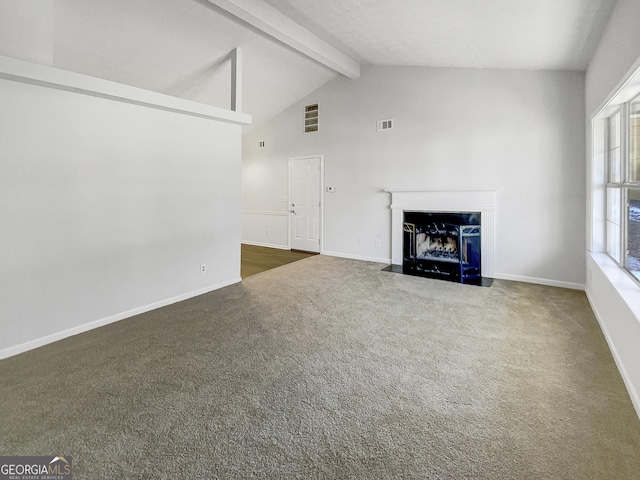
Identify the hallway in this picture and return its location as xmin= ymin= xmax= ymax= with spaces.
xmin=241 ymin=244 xmax=316 ymax=278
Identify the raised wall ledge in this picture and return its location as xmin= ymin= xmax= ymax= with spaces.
xmin=586 ymin=252 xmax=640 ymax=418
xmin=588 ymin=252 xmax=640 ymax=318
xmin=0 ymin=55 xmax=252 ymax=126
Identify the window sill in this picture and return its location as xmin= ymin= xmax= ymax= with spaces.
xmin=588 ymin=252 xmax=640 ymax=318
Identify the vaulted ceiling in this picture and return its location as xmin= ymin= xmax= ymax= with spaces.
xmin=262 ymin=0 xmax=617 ymax=70
xmin=0 ymin=0 xmax=618 ymax=132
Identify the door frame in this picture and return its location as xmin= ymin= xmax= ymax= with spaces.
xmin=288 ymin=154 xmax=324 ymax=253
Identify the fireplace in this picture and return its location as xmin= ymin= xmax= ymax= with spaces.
xmin=384 ymin=188 xmax=497 ymax=284
xmin=403 ymin=211 xmax=481 ymax=283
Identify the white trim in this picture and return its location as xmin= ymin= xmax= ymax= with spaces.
xmin=493 ymin=273 xmax=585 ymax=291
xmin=241 ymin=210 xmax=288 ymax=216
xmin=288 ymin=154 xmax=324 ymax=254
xmin=0 ymin=278 xmax=241 ymax=360
xmin=323 ymin=250 xmax=391 ymax=264
xmin=588 ymin=115 xmax=607 ymax=253
xmin=0 ymin=55 xmax=252 ymax=125
xmin=206 ymin=0 xmax=359 ymax=79
xmin=287 ymin=161 xmax=292 ymax=250
xmin=241 ymin=240 xmax=289 ymax=250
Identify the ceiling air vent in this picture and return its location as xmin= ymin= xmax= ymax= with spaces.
xmin=305 ymin=104 xmax=318 ymax=133
xmin=377 ymin=119 xmax=394 ymax=131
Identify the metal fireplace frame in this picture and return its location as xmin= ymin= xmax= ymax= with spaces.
xmin=403 ymin=216 xmax=481 ymax=283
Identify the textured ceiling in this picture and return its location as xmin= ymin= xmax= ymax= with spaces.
xmin=0 ymin=0 xmax=618 ymax=134
xmin=262 ymin=0 xmax=617 ymax=70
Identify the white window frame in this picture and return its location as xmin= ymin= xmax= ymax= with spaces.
xmin=606 ymin=109 xmax=623 ymax=263
xmin=605 ymin=97 xmax=640 ymax=284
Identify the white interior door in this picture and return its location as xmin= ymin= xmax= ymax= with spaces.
xmin=290 ymin=156 xmax=322 ymax=252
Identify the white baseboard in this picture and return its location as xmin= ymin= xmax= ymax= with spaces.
xmin=241 ymin=240 xmax=289 ymax=250
xmin=493 ymin=272 xmax=585 ymax=291
xmin=585 ymin=289 xmax=640 ymax=421
xmin=0 ymin=277 xmax=241 ymax=360
xmin=322 ymin=250 xmax=391 ymax=264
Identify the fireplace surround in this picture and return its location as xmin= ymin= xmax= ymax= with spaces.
xmin=384 ymin=188 xmax=497 ymax=282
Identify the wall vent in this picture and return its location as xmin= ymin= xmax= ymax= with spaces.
xmin=377 ymin=119 xmax=393 ymax=131
xmin=305 ymin=104 xmax=319 ymax=133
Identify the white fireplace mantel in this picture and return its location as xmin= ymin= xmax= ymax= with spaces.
xmin=384 ymin=188 xmax=498 ymax=278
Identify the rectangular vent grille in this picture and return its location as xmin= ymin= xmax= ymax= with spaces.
xmin=377 ymin=119 xmax=393 ymax=131
xmin=305 ymin=104 xmax=318 ymax=133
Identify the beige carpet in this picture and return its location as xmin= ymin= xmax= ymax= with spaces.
xmin=1 ymin=255 xmax=639 ymax=479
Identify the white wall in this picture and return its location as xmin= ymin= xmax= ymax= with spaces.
xmin=585 ymin=0 xmax=640 ymax=117
xmin=241 ymin=211 xmax=289 ymax=249
xmin=242 ymin=66 xmax=586 ymax=287
xmin=585 ymin=0 xmax=640 ymax=418
xmin=0 ymin=75 xmax=242 ymax=357
xmin=0 ymin=0 xmax=53 ymax=65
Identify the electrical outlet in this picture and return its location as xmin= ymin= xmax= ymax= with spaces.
xmin=201 ymin=264 xmax=207 ymax=274
xmin=326 ymin=186 xmax=336 ymax=193
xmin=375 ymin=236 xmax=382 ymax=248
xmin=356 ymin=236 xmax=362 ymax=244
xmin=266 ymin=230 xmax=269 ymax=237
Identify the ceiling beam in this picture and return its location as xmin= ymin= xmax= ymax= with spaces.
xmin=206 ymin=0 xmax=360 ymax=79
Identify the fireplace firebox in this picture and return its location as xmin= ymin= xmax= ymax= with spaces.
xmin=402 ymin=211 xmax=481 ymax=284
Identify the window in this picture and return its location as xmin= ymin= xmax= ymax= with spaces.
xmin=605 ymin=98 xmax=640 ymax=281
xmin=627 ymin=188 xmax=640 ymax=279
xmin=606 ymin=110 xmax=622 ymax=262
xmin=630 ymin=100 xmax=640 ymax=182
xmin=626 ymin=98 xmax=640 ymax=280
xmin=608 ymin=110 xmax=621 ymax=183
